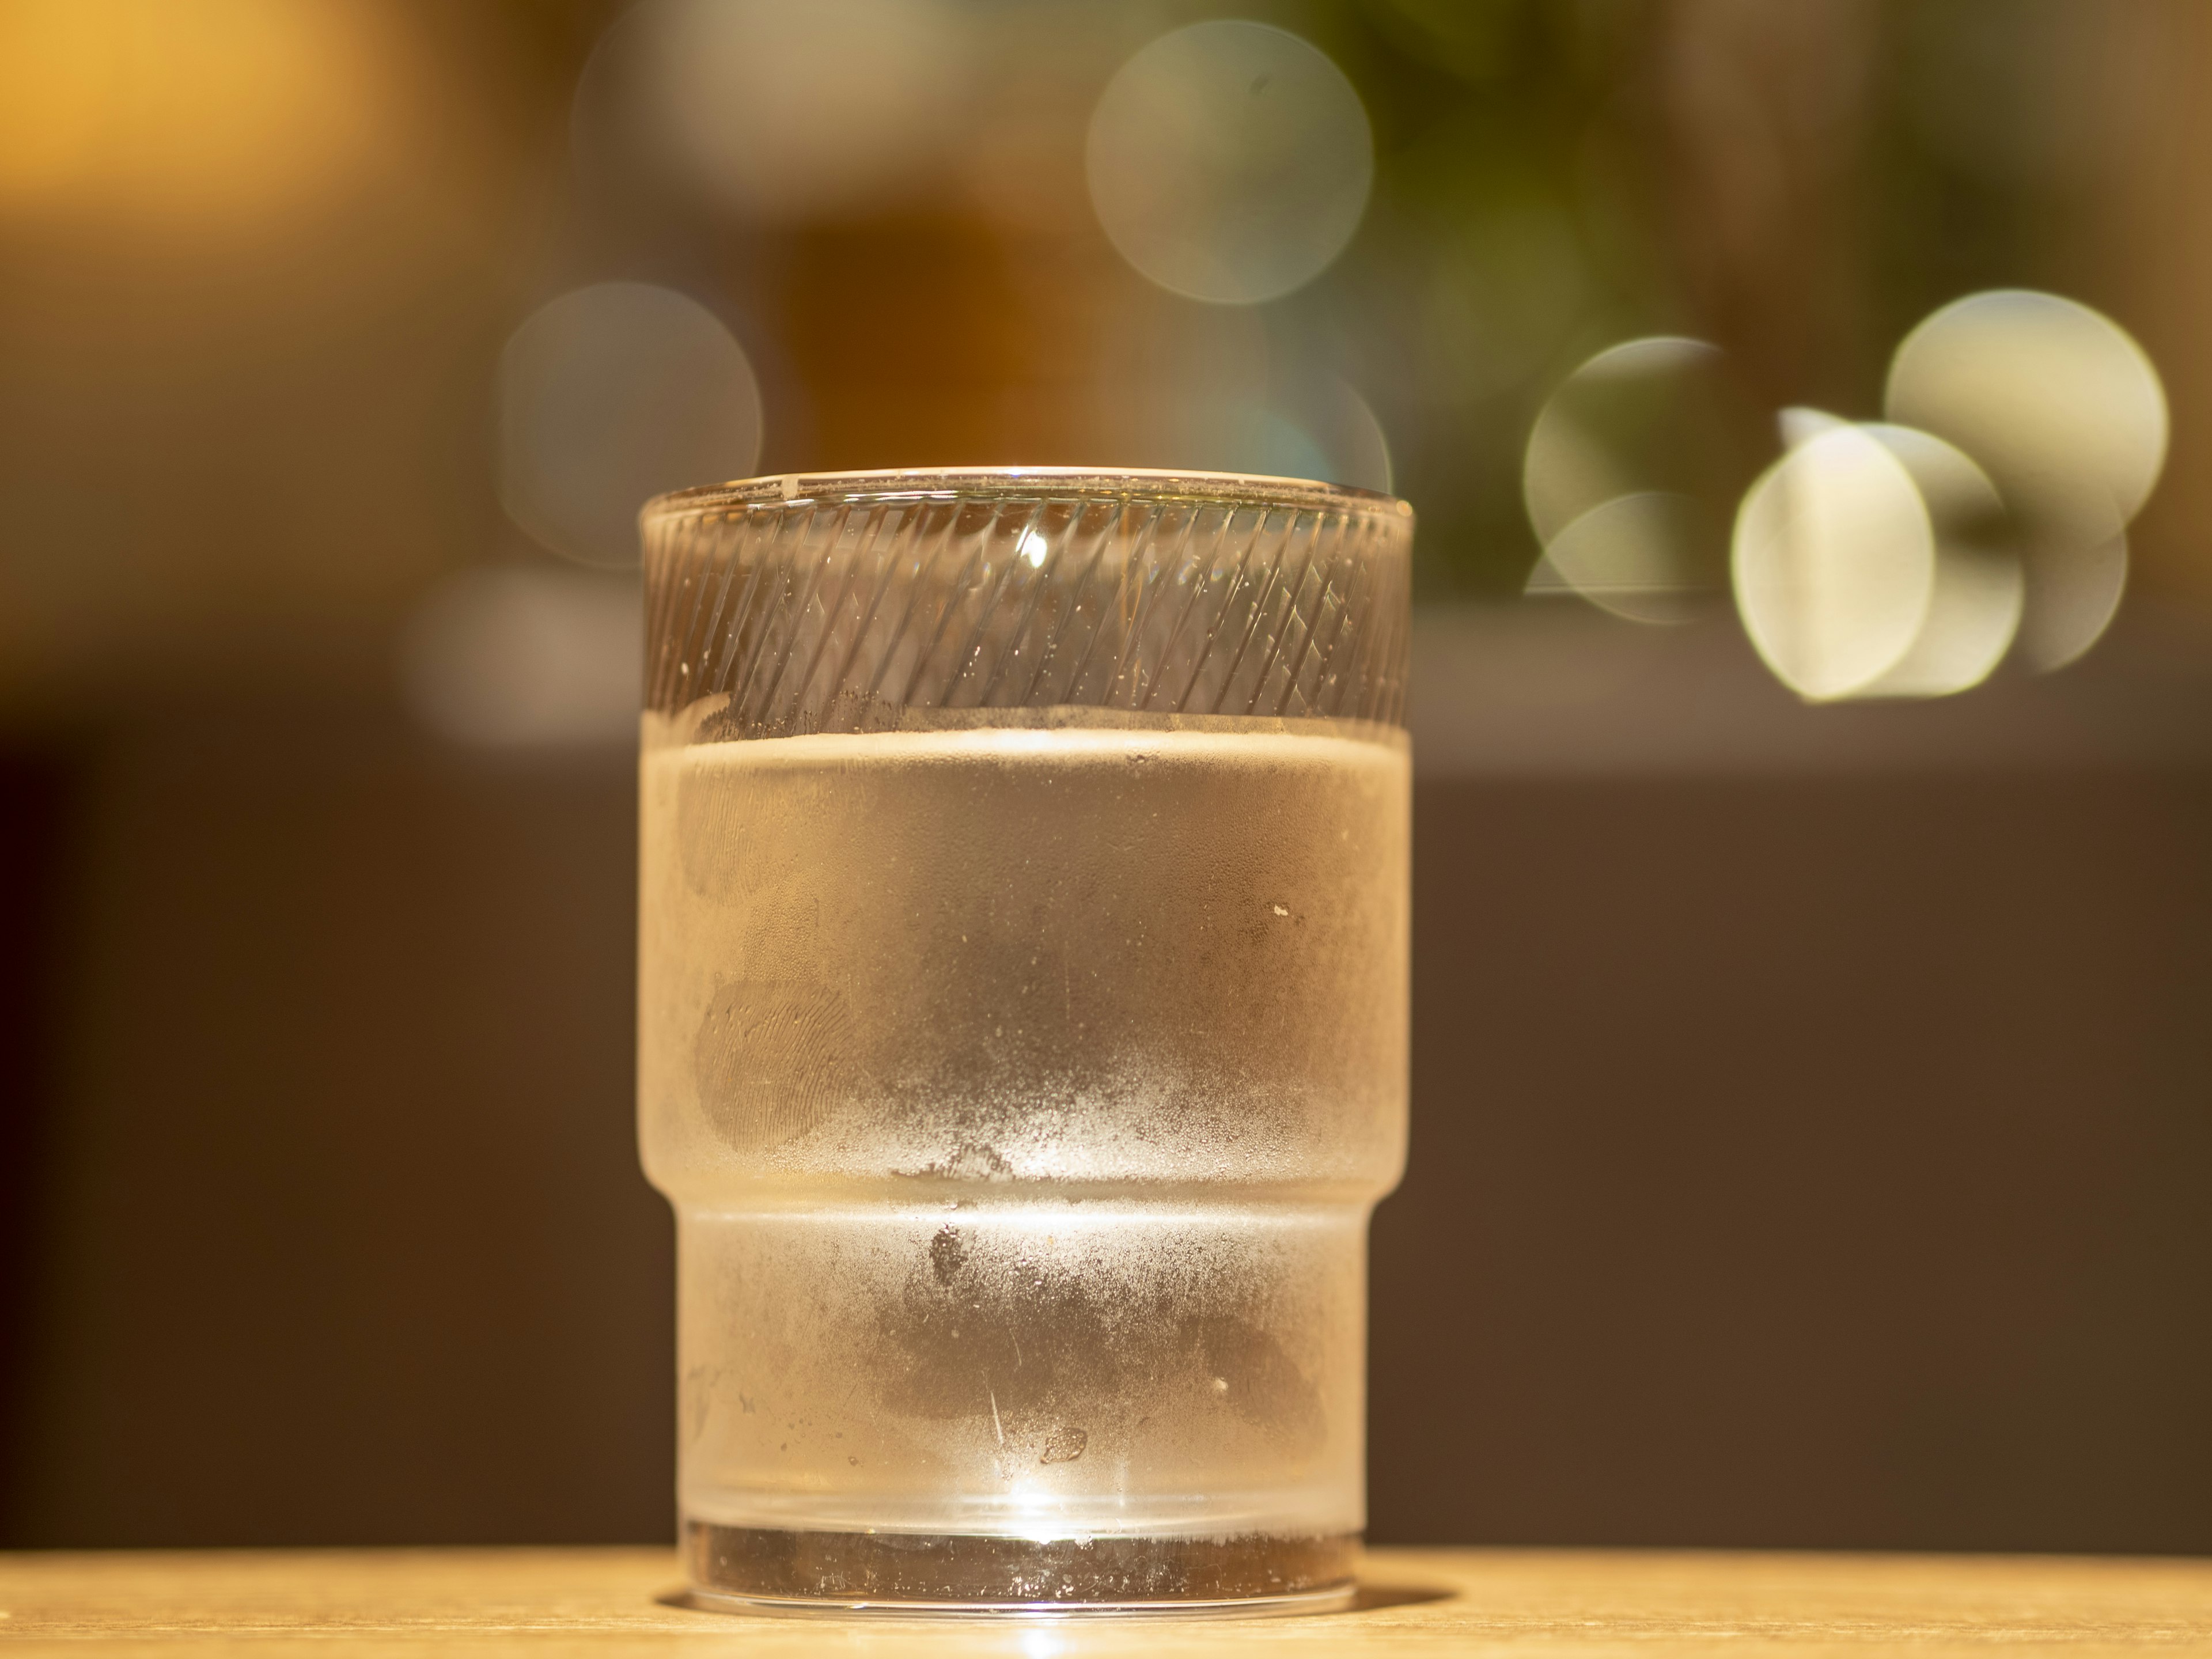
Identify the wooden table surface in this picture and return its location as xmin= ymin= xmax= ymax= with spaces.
xmin=5 ymin=1546 xmax=2210 ymax=1656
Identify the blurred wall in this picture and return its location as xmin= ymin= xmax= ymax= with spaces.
xmin=4 ymin=619 xmax=2210 ymax=1551
xmin=1381 ymin=668 xmax=2212 ymax=1552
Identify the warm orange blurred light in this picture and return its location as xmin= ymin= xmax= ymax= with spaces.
xmin=0 ymin=0 xmax=401 ymax=221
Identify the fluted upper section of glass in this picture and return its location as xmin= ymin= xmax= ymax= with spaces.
xmin=641 ymin=468 xmax=1414 ymax=737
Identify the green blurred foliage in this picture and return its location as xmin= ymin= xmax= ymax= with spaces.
xmin=1252 ymin=0 xmax=2109 ymax=596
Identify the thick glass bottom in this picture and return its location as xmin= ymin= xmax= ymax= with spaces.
xmin=683 ymin=1520 xmax=1360 ymax=1614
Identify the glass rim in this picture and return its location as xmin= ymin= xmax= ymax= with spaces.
xmin=641 ymin=467 xmax=1414 ymax=523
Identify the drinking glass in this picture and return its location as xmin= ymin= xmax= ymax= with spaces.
xmin=637 ymin=468 xmax=1412 ymax=1613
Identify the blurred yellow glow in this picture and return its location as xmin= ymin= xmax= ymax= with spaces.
xmin=499 ymin=283 xmax=764 ymax=570
xmin=1524 ymin=493 xmax=1705 ymax=624
xmin=1858 ymin=425 xmax=2023 ymax=698
xmin=1086 ymin=21 xmax=1372 ymax=305
xmin=589 ymin=0 xmax=973 ymax=222
xmin=1732 ymin=425 xmax=1935 ymax=700
xmin=0 ymin=0 xmax=396 ymax=219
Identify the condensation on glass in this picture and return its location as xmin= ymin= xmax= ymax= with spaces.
xmin=637 ymin=468 xmax=1413 ymax=1613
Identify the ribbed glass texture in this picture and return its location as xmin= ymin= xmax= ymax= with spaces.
xmin=642 ymin=469 xmax=1413 ymax=734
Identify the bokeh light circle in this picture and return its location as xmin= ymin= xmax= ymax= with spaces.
xmin=1528 ymin=492 xmax=1709 ymax=625
xmin=1858 ymin=425 xmax=2023 ymax=698
xmin=637 ymin=0 xmax=971 ymax=222
xmin=1885 ymin=289 xmax=2166 ymax=525
xmin=498 ymin=282 xmax=763 ymax=569
xmin=2018 ymin=506 xmax=2128 ymax=674
xmin=1885 ymin=290 xmax=2160 ymax=673
xmin=1522 ymin=336 xmax=1743 ymax=620
xmin=1246 ymin=373 xmax=1393 ymax=493
xmin=1732 ymin=425 xmax=1936 ymax=700
xmin=1524 ymin=337 xmax=1722 ymax=546
xmin=1086 ymin=21 xmax=1373 ymax=305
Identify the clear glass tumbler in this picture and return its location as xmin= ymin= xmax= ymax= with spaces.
xmin=637 ymin=468 xmax=1412 ymax=1613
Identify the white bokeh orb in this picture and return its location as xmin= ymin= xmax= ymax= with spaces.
xmin=1522 ymin=336 xmax=1734 ymax=621
xmin=1732 ymin=425 xmax=1936 ymax=701
xmin=1857 ymin=425 xmax=2024 ymax=699
xmin=1086 ymin=21 xmax=1373 ymax=305
xmin=1886 ymin=290 xmax=2161 ymax=673
xmin=1523 ymin=336 xmax=1723 ymax=547
xmin=1527 ymin=492 xmax=1709 ymax=625
xmin=1885 ymin=289 xmax=2166 ymax=525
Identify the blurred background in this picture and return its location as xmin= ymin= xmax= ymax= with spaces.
xmin=3 ymin=0 xmax=2210 ymax=1554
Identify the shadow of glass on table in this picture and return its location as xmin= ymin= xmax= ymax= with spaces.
xmin=653 ymin=1574 xmax=1458 ymax=1619
xmin=1350 ymin=1581 xmax=1456 ymax=1612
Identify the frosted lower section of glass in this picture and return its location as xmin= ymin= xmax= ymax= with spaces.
xmin=678 ymin=1203 xmax=1367 ymax=1540
xmin=638 ymin=715 xmax=1408 ymax=1603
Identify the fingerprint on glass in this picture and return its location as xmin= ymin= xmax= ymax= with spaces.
xmin=694 ymin=979 xmax=854 ymax=1153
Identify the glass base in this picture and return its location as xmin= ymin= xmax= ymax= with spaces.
xmin=683 ymin=1520 xmax=1359 ymax=1615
